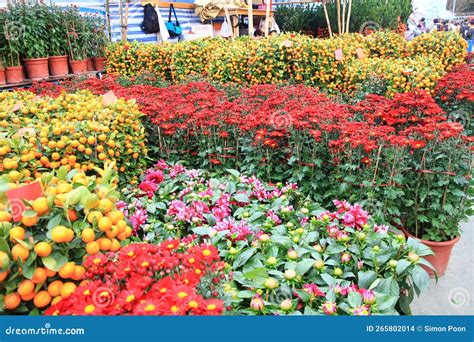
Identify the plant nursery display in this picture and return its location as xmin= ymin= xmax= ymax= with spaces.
xmin=0 ymin=90 xmax=147 ymax=185
xmin=0 ymin=0 xmax=472 ymax=321
xmin=105 ymin=31 xmax=467 ymax=94
xmin=0 ymin=163 xmax=133 ymax=313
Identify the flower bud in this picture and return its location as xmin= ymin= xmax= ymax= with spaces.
xmin=165 ymin=223 xmax=175 ymax=230
xmin=264 ymin=277 xmax=279 ymax=289
xmin=341 ymin=253 xmax=351 ymax=263
xmin=388 ymin=259 xmax=398 ymax=268
xmin=333 ymin=268 xmax=343 ymax=277
xmin=313 ymin=259 xmax=325 ymax=270
xmin=287 ymin=250 xmax=298 ymax=260
xmin=259 ymin=234 xmax=271 ymax=242
xmin=284 ymin=269 xmax=297 ymax=280
xmin=372 ymin=245 xmax=380 ymax=253
xmin=292 ymin=236 xmax=299 ymax=243
xmin=300 ymin=208 xmax=309 ymax=214
xmin=229 ymin=247 xmax=238 ymax=255
xmin=286 ymin=222 xmax=294 ymax=228
xmin=266 ymin=256 xmax=277 ymax=265
xmin=280 ymin=299 xmax=293 ymax=311
xmin=250 ymin=295 xmax=264 ymax=311
xmin=407 ymin=252 xmax=419 ymax=263
xmin=357 ymin=232 xmax=366 ymax=241
xmin=296 ymin=228 xmax=304 ymax=234
xmin=242 ymin=211 xmax=250 ymax=218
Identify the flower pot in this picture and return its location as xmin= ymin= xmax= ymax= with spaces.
xmin=93 ymin=57 xmax=106 ymax=71
xmin=49 ymin=55 xmax=69 ymax=76
xmin=24 ymin=57 xmax=49 ymax=80
xmin=69 ymin=59 xmax=88 ymax=75
xmin=0 ymin=68 xmax=5 ymax=85
xmin=5 ymin=66 xmax=25 ymax=84
xmin=87 ymin=58 xmax=94 ymax=71
xmin=398 ymin=225 xmax=460 ymax=277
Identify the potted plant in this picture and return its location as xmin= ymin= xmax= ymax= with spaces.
xmin=65 ymin=7 xmax=89 ymax=75
xmin=11 ymin=2 xmax=50 ymax=80
xmin=0 ymin=11 xmax=7 ymax=85
xmin=48 ymin=5 xmax=69 ymax=77
xmin=397 ymin=137 xmax=473 ymax=277
xmin=91 ymin=16 xmax=108 ymax=71
xmin=2 ymin=9 xmax=24 ymax=84
xmin=0 ymin=56 xmax=5 ymax=85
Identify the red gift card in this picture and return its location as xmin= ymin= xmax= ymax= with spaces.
xmin=335 ymin=49 xmax=344 ymax=61
xmin=6 ymin=182 xmax=43 ymax=222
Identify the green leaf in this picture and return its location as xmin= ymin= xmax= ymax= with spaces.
xmin=321 ymin=273 xmax=336 ymax=286
xmin=412 ymin=265 xmax=430 ymax=292
xmin=347 ymin=291 xmax=362 ymax=307
xmin=396 ymin=259 xmax=411 ymax=275
xmin=41 ymin=252 xmax=68 ymax=272
xmin=358 ymin=270 xmax=377 ymax=289
xmin=295 ymin=289 xmax=310 ymax=303
xmin=0 ymin=238 xmax=9 ymax=254
xmin=295 ymin=259 xmax=315 ymax=275
xmin=226 ymin=169 xmax=240 ymax=178
xmin=233 ymin=247 xmax=257 ymax=269
xmin=234 ymin=193 xmax=249 ymax=203
xmin=243 ymin=267 xmax=268 ymax=282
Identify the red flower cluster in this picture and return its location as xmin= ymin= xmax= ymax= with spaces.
xmin=32 ymin=75 xmax=468 ymax=162
xmin=435 ymin=64 xmax=474 ymax=103
xmin=45 ymin=242 xmax=227 ymax=316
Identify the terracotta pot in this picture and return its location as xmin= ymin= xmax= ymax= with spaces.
xmin=5 ymin=65 xmax=24 ymax=84
xmin=24 ymin=57 xmax=49 ymax=80
xmin=69 ymin=59 xmax=88 ymax=74
xmin=93 ymin=57 xmax=105 ymax=71
xmin=87 ymin=58 xmax=94 ymax=71
xmin=398 ymin=225 xmax=460 ymax=277
xmin=0 ymin=68 xmax=5 ymax=85
xmin=49 ymin=55 xmax=69 ymax=76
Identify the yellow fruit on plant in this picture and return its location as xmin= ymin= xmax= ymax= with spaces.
xmin=33 ymin=290 xmax=52 ymax=308
xmin=81 ymin=228 xmax=95 ymax=243
xmin=71 ymin=265 xmax=85 ymax=281
xmin=0 ymin=251 xmax=10 ymax=269
xmin=98 ymin=217 xmax=112 ymax=231
xmin=32 ymin=267 xmax=47 ymax=284
xmin=11 ymin=244 xmax=29 ymax=262
xmin=32 ymin=197 xmax=49 ymax=215
xmin=17 ymin=279 xmax=35 ymax=297
xmin=34 ymin=242 xmax=52 ymax=257
xmin=3 ymin=292 xmax=21 ymax=310
xmin=47 ymin=280 xmax=64 ymax=297
xmin=9 ymin=226 xmax=25 ymax=243
xmin=60 ymin=282 xmax=77 ymax=298
xmin=98 ymin=198 xmax=113 ymax=213
xmin=8 ymin=171 xmax=22 ymax=182
xmin=0 ymin=211 xmax=12 ymax=222
xmin=51 ymin=296 xmax=62 ymax=305
xmin=21 ymin=213 xmax=38 ymax=227
xmin=51 ymin=225 xmax=68 ymax=243
xmin=85 ymin=241 xmax=100 ymax=255
xmin=97 ymin=237 xmax=112 ymax=251
xmin=58 ymin=262 xmax=76 ymax=279
xmin=87 ymin=211 xmax=103 ymax=224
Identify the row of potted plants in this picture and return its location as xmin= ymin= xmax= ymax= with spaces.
xmin=0 ymin=3 xmax=107 ymax=85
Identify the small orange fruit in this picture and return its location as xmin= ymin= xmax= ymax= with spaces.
xmin=45 ymin=267 xmax=57 ymax=278
xmin=58 ymin=262 xmax=75 ymax=279
xmin=11 ymin=244 xmax=30 ymax=262
xmin=33 ymin=290 xmax=52 ymax=308
xmin=0 ymin=271 xmax=9 ymax=282
xmin=32 ymin=267 xmax=48 ymax=284
xmin=97 ymin=238 xmax=112 ymax=251
xmin=86 ymin=241 xmax=100 ymax=255
xmin=0 ymin=211 xmax=12 ymax=223
xmin=21 ymin=212 xmax=39 ymax=227
xmin=87 ymin=211 xmax=103 ymax=224
xmin=81 ymin=228 xmax=95 ymax=243
xmin=17 ymin=279 xmax=35 ymax=297
xmin=60 ymin=282 xmax=77 ymax=298
xmin=20 ymin=290 xmax=35 ymax=301
xmin=98 ymin=198 xmax=114 ymax=213
xmin=34 ymin=242 xmax=52 ymax=257
xmin=110 ymin=238 xmax=121 ymax=252
xmin=98 ymin=217 xmax=112 ymax=232
xmin=67 ymin=209 xmax=78 ymax=222
xmin=3 ymin=292 xmax=21 ymax=310
xmin=51 ymin=296 xmax=62 ymax=305
xmin=51 ymin=225 xmax=68 ymax=243
xmin=65 ymin=228 xmax=74 ymax=242
xmin=47 ymin=280 xmax=64 ymax=297
xmin=32 ymin=197 xmax=49 ymax=215
xmin=71 ymin=265 xmax=85 ymax=280
xmin=9 ymin=226 xmax=25 ymax=243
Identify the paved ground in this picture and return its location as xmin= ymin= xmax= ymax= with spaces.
xmin=411 ymin=218 xmax=474 ymax=315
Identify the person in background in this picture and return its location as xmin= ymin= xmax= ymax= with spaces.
xmin=461 ymin=19 xmax=469 ymax=38
xmin=432 ymin=18 xmax=441 ymax=32
xmin=465 ymin=20 xmax=474 ymax=40
xmin=418 ymin=18 xmax=427 ymax=33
